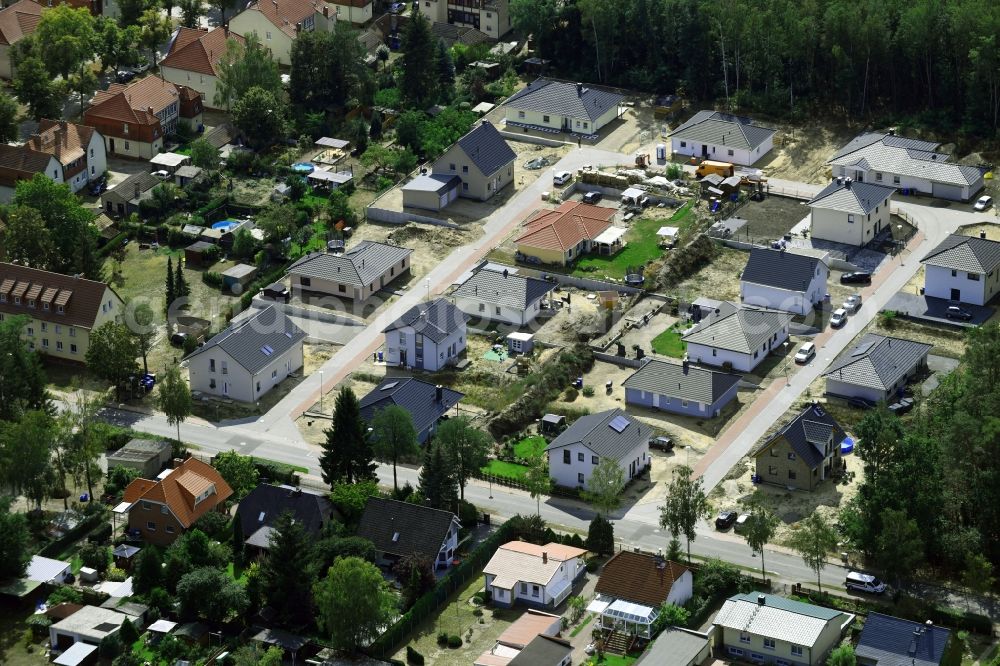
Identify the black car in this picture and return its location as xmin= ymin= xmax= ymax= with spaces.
xmin=582 ymin=191 xmax=603 ymax=204
xmin=649 ymin=436 xmax=674 ymax=452
xmin=840 ymin=271 xmax=872 ymax=285
xmin=88 ymin=177 xmax=107 ymax=195
xmin=169 ymin=332 xmax=188 ymax=347
xmin=715 ymin=511 xmax=738 ymax=530
xmin=115 ymin=69 xmax=136 ymax=84
xmin=945 ymin=305 xmax=973 ymax=321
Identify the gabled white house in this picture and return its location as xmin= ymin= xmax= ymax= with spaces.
xmin=545 ymin=408 xmax=650 ymax=490
xmin=452 ymin=265 xmax=555 ymax=326
xmin=483 ymin=541 xmax=588 ymax=609
xmin=670 ymin=110 xmax=776 ymax=166
xmin=682 ymin=302 xmax=792 ymax=373
xmin=184 ymin=305 xmax=306 ymax=403
xmin=383 ymin=298 xmax=468 ymax=371
xmin=591 ymin=551 xmax=693 ymax=639
xmin=920 ymin=233 xmax=1000 ymax=306
xmin=356 ymin=497 xmax=460 ymax=570
xmin=808 ymin=178 xmax=895 ymax=247
xmin=740 ymin=247 xmax=828 ymax=316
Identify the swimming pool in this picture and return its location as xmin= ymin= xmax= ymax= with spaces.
xmin=291 ymin=162 xmax=315 ymax=174
xmin=211 ymin=219 xmax=238 ymax=232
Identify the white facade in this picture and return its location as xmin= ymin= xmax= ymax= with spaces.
xmin=686 ymin=327 xmax=789 ymax=374
xmin=741 ymin=262 xmax=828 ymax=316
xmin=416 ymin=0 xmax=512 ymax=37
xmin=506 ymin=105 xmax=620 ymax=135
xmin=810 ymin=203 xmax=890 ymax=247
xmin=833 ymin=164 xmax=975 ymax=201
xmin=923 ymin=263 xmax=998 ymax=306
xmin=186 ymin=342 xmax=304 ymax=403
xmin=160 ymin=66 xmax=223 ymax=110
xmin=485 ymin=557 xmax=582 ymax=608
xmin=825 ymin=378 xmax=886 ymax=404
xmin=453 ymin=295 xmax=542 ymax=326
xmin=228 ymin=6 xmax=333 ymax=66
xmin=384 ymin=326 xmax=466 ymax=372
xmin=62 ymin=131 xmax=108 ymax=194
xmin=548 ymin=440 xmax=648 ymax=490
xmin=670 ymin=136 xmax=773 ymax=167
xmin=326 ymin=0 xmax=372 ymax=24
xmin=666 ymin=569 xmax=694 ymax=606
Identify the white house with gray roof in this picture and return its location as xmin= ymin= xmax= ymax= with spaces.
xmin=384 ymin=298 xmax=469 ymax=372
xmin=287 ymin=241 xmax=413 ymax=303
xmin=452 ymin=265 xmax=555 ymax=326
xmin=184 ymin=305 xmax=306 ymax=403
xmin=740 ymin=247 xmax=828 ymax=315
xmin=808 ymin=178 xmax=895 ymax=246
xmin=920 ymin=233 xmax=1000 ymax=305
xmin=829 ymin=132 xmax=984 ymax=201
xmin=623 ymin=358 xmax=741 ymax=418
xmin=682 ymin=302 xmax=792 ymax=373
xmin=824 ymin=334 xmax=932 ymax=403
xmin=670 ymin=110 xmax=776 ymax=166
xmin=504 ymin=78 xmax=624 ymax=137
xmin=545 ymin=408 xmax=650 ymax=490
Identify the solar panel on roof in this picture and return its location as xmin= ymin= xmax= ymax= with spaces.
xmin=852 ymin=340 xmax=877 ymax=356
xmin=608 ymin=415 xmax=631 ymax=433
xmin=260 ymin=346 xmax=273 ymax=356
xmin=380 ymin=381 xmax=399 ymax=391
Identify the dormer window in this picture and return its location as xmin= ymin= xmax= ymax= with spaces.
xmin=258 ymin=511 xmax=266 ymax=522
xmin=392 ymin=532 xmax=400 ymax=542
xmin=14 ymin=296 xmax=20 ymax=305
xmin=57 ymin=305 xmax=64 ymax=314
xmin=43 ymin=302 xmax=49 ymax=311
xmin=0 ymin=294 xmax=6 ymax=303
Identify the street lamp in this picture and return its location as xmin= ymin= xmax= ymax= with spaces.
xmin=318 ymin=370 xmax=325 ymax=413
xmin=783 ymin=341 xmax=790 ymax=385
xmin=685 ymin=445 xmax=691 ymax=467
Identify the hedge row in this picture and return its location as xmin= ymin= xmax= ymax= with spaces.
xmin=38 ymin=512 xmax=104 ymax=558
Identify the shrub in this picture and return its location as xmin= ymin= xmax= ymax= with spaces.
xmin=585 ymin=557 xmax=601 ymax=573
xmin=106 ymin=566 xmax=128 ymax=582
xmin=202 ymin=271 xmax=224 ymax=289
xmin=564 ymin=387 xmax=579 ymax=401
xmin=26 ymin=614 xmax=51 ymax=638
xmin=405 ymin=646 xmax=424 ymax=665
xmin=473 ymin=608 xmax=483 ymax=617
xmin=447 ymin=635 xmax=462 ymax=648
xmin=582 ymin=386 xmax=595 ymax=397
xmin=436 ymin=632 xmax=448 ymax=646
xmin=48 ymin=586 xmax=83 ymax=606
xmin=457 ymin=499 xmax=479 ymax=526
xmin=79 ymin=542 xmax=111 ymax=573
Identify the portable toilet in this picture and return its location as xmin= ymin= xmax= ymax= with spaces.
xmin=656 ymin=144 xmax=666 ymax=161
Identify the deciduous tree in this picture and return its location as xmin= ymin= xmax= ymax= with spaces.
xmin=0 ymin=315 xmax=50 ymax=421
xmin=14 ymin=175 xmax=99 ymax=279
xmin=214 ymin=34 xmax=281 ymax=110
xmin=788 ymin=512 xmax=838 ymax=592
xmin=12 ymin=56 xmax=60 ymax=122
xmin=130 ymin=303 xmax=156 ymax=376
xmin=827 ymin=644 xmax=856 ymax=666
xmin=370 ymin=405 xmax=418 ymax=493
xmin=0 ymin=498 xmax=31 ymax=580
xmin=523 ymin=453 xmax=551 ymax=517
xmin=212 ymin=451 xmax=259 ymax=500
xmin=659 ymin=465 xmax=709 ymax=563
xmin=740 ymin=491 xmax=779 ymax=582
xmin=157 ymin=365 xmax=192 ymax=444
xmin=232 ymin=86 xmax=287 ymax=150
xmin=189 ymin=138 xmax=219 ymax=170
xmin=0 ymin=410 xmax=57 ymax=510
xmin=34 ymin=5 xmax=96 ymax=81
xmin=86 ymin=322 xmax=139 ymax=398
xmin=436 ymin=416 xmax=489 ymax=501
xmin=176 ymin=567 xmax=248 ymax=622
xmin=313 ymin=556 xmax=396 ymax=653
xmin=0 ymin=91 xmax=19 ymax=143
xmin=584 ymin=457 xmax=625 ymax=516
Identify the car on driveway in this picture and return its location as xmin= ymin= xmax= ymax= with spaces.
xmin=152 ymin=170 xmax=171 ymax=180
xmin=115 ymin=69 xmax=136 ymax=84
xmin=715 ymin=510 xmax=738 ymax=530
xmin=842 ymin=294 xmax=862 ymax=314
xmin=169 ymin=332 xmax=188 ymax=347
xmin=88 ymin=176 xmax=107 ymax=195
xmin=830 ymin=308 xmax=848 ymax=328
xmin=840 ymin=271 xmax=872 ymax=285
xmin=946 ymin=305 xmax=973 ymax=321
xmin=553 ymin=170 xmax=572 ymax=186
xmin=734 ymin=513 xmax=750 ymax=533
xmin=389 ymin=1 xmax=405 ymax=12
xmin=583 ymin=191 xmax=603 ymax=204
xmin=649 ymin=436 xmax=674 ymax=452
xmin=794 ymin=342 xmax=816 ymax=364
xmin=973 ymin=195 xmax=993 ymax=211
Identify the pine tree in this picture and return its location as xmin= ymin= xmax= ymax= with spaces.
xmin=232 ymin=515 xmax=245 ymax=565
xmin=418 ymin=440 xmax=456 ymax=511
xmin=320 ymin=387 xmax=376 ymax=486
xmin=174 ymin=257 xmax=190 ymax=298
xmin=165 ymin=256 xmax=176 ymax=316
xmin=434 ymin=39 xmax=455 ymax=103
xmin=260 ymin=512 xmax=314 ymax=626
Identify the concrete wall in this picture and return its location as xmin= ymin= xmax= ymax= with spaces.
xmin=923 ymin=263 xmax=997 ymax=305
xmin=384 ymin=325 xmax=466 ymax=372
xmin=810 ymin=201 xmax=890 ymax=247
xmin=187 ymin=343 xmax=304 ymax=403
xmin=366 ymin=204 xmax=460 ymax=227
xmin=548 ymin=440 xmax=648 ymax=489
xmin=625 ymin=382 xmax=738 ymax=417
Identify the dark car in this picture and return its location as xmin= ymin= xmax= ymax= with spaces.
xmin=115 ymin=69 xmax=136 ymax=84
xmin=715 ymin=510 xmax=738 ymax=530
xmin=840 ymin=271 xmax=872 ymax=285
xmin=649 ymin=436 xmax=674 ymax=452
xmin=847 ymin=396 xmax=877 ymax=410
xmin=389 ymin=1 xmax=405 ymax=12
xmin=888 ymin=396 xmax=915 ymax=415
xmin=945 ymin=305 xmax=973 ymax=321
xmin=169 ymin=332 xmax=188 ymax=347
xmin=88 ymin=177 xmax=107 ymax=195
xmin=583 ymin=191 xmax=603 ymax=204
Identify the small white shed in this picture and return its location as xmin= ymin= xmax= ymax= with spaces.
xmin=507 ymin=332 xmax=534 ymax=354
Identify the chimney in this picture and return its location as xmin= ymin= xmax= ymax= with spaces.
xmin=435 ymin=384 xmax=443 ymax=401
xmin=981 ymin=230 xmax=987 ymax=239
xmin=134 ymin=182 xmax=141 ymax=200
xmin=173 ymin=457 xmax=185 ymax=468
xmin=845 ymin=178 xmax=852 ymax=189
xmin=295 ymin=22 xmax=302 ymax=34
xmin=502 ymin=268 xmax=508 ymax=278
xmin=757 ymin=594 xmax=766 ymax=605
xmin=576 ymin=82 xmax=583 ymax=96
xmin=542 ymin=551 xmax=548 ymax=564
xmin=322 ymin=4 xmax=327 ymax=17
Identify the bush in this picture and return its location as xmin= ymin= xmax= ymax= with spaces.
xmin=405 ymin=646 xmax=424 ymax=665
xmin=48 ymin=586 xmax=83 ymax=606
xmin=26 ymin=614 xmax=51 ymax=638
xmin=457 ymin=499 xmax=479 ymax=526
xmin=564 ymin=387 xmax=579 ymax=401
xmin=447 ymin=635 xmax=462 ymax=648
xmin=472 ymin=608 xmax=483 ymax=617
xmin=106 ymin=566 xmax=128 ymax=582
xmin=202 ymin=271 xmax=224 ymax=289
xmin=586 ymin=557 xmax=602 ymax=573
xmin=582 ymin=386 xmax=595 ymax=397
xmin=79 ymin=542 xmax=111 ymax=573
xmin=436 ymin=632 xmax=448 ymax=646
xmin=87 ymin=522 xmax=113 ymax=545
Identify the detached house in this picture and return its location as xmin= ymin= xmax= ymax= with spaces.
xmin=483 ymin=542 xmax=588 ymax=609
xmin=920 ymin=233 xmax=1000 ymax=305
xmin=287 ymin=241 xmax=413 ymax=303
xmin=808 ymin=178 xmax=895 ymax=247
xmin=359 ymin=377 xmax=463 ymax=444
xmin=356 ymin=497 xmax=460 ymax=570
xmin=235 ymin=484 xmax=335 ymax=553
xmin=0 ymin=145 xmax=62 ymax=203
xmin=383 ymin=298 xmax=469 ymax=371
xmin=0 ymin=0 xmax=42 ymax=80
xmin=623 ymin=358 xmax=742 ymax=418
xmin=713 ymin=593 xmax=854 ymax=666
xmin=85 ymin=76 xmax=203 ymax=159
xmin=323 ymin=0 xmax=372 ymax=25
xmin=0 ymin=262 xmax=124 ymax=363
xmin=670 ymin=110 xmax=777 ymax=166
xmin=160 ymin=27 xmax=245 ymax=109
xmin=504 ymin=78 xmax=624 ymax=137
xmin=856 ymin=613 xmax=952 ymax=666
xmin=514 ymin=201 xmax=620 ymax=266
xmin=416 ymin=0 xmax=512 ymax=38
xmin=753 ymin=402 xmax=847 ymax=492
xmin=184 ymin=305 xmax=307 ymax=403
xmin=682 ymin=302 xmax=792 ymax=373
xmin=228 ymin=0 xmax=335 ymax=66
xmin=545 ymin=408 xmax=650 ymax=490
xmin=740 ymin=247 xmax=828 ymax=316
xmin=101 ymin=171 xmax=160 ymax=217
xmin=122 ymin=457 xmax=233 ymax=546
xmin=591 ymin=551 xmax=692 ymax=639
xmin=25 ymin=120 xmax=107 ymax=194
xmin=824 ymin=334 xmax=932 ymax=404
xmin=452 ymin=265 xmax=555 ymax=326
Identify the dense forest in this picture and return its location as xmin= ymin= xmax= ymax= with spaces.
xmin=511 ymin=0 xmax=1000 ymax=141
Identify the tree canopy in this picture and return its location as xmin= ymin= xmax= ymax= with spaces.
xmin=659 ymin=465 xmax=709 ymax=563
xmin=313 ymin=556 xmax=396 ymax=653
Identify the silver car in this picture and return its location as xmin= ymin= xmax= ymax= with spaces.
xmin=831 ymin=308 xmax=848 ymax=328
xmin=842 ymin=294 xmax=862 ymax=314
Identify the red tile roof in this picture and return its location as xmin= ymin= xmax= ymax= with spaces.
xmin=25 ymin=120 xmax=96 ymax=167
xmin=0 ymin=0 xmax=42 ymax=47
xmin=124 ymin=457 xmax=233 ymax=528
xmin=243 ymin=0 xmax=321 ymax=37
xmin=594 ymin=551 xmax=689 ymax=608
xmin=0 ymin=262 xmax=119 ymax=330
xmin=161 ymin=27 xmax=244 ymax=77
xmin=89 ymin=76 xmax=198 ymax=125
xmin=514 ymin=201 xmax=615 ymax=252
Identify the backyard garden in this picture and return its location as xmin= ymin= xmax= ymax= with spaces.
xmin=650 ymin=321 xmax=691 ymax=358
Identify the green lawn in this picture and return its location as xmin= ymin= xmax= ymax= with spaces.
xmin=586 ymin=655 xmax=637 ymax=666
xmin=513 ymin=436 xmax=547 ymax=460
xmin=226 ymin=561 xmax=248 ymax=584
xmin=670 ymin=200 xmax=695 ymax=222
xmin=289 ymin=220 xmax=328 ymax=258
xmin=573 ymin=216 xmax=664 ymax=281
xmin=481 ymin=459 xmax=531 ymax=480
xmin=651 ymin=325 xmax=687 ymax=358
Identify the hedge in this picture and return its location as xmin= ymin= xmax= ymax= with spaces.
xmin=202 ymin=271 xmax=224 ymax=289
xmin=38 ymin=512 xmax=104 ymax=558
xmin=254 ymin=459 xmax=300 ymax=486
xmin=98 ymin=232 xmax=128 ymax=257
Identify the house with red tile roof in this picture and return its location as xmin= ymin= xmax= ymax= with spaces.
xmin=160 ymin=27 xmax=245 ymax=109
xmin=0 ymin=0 xmax=42 ymax=79
xmin=84 ymin=76 xmax=204 ymax=159
xmin=514 ymin=201 xmax=620 ymax=266
xmin=228 ymin=0 xmax=335 ymax=66
xmin=0 ymin=145 xmax=61 ymax=203
xmin=123 ymin=457 xmax=233 ymax=546
xmin=24 ymin=120 xmax=107 ymax=194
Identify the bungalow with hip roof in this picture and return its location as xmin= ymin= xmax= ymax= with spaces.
xmin=0 ymin=0 xmax=42 ymax=80
xmin=228 ymin=0 xmax=335 ymax=66
xmin=483 ymin=542 xmax=588 ymax=609
xmin=740 ymin=247 xmax=829 ymax=316
xmin=829 ymin=131 xmax=984 ymax=202
xmin=514 ymin=201 xmax=619 ymax=266
xmin=24 ymin=120 xmax=107 ymax=194
xmin=383 ymin=298 xmax=469 ymax=371
xmin=160 ymin=27 xmax=245 ymax=109
xmin=0 ymin=145 xmax=62 ymax=203
xmin=919 ymin=233 xmax=1000 ymax=305
xmin=287 ymin=241 xmax=413 ymax=303
xmin=623 ymin=358 xmax=742 ymax=418
xmin=752 ymin=402 xmax=847 ymax=492
xmin=682 ymin=302 xmax=792 ymax=373
xmin=590 ymin=551 xmax=692 ymax=639
xmin=359 ymin=377 xmax=463 ymax=444
xmin=669 ymin=110 xmax=777 ymax=166
xmin=452 ymin=265 xmax=556 ymax=326
xmin=545 ymin=408 xmax=651 ymax=490
xmin=856 ymin=612 xmax=952 ymax=666
xmin=504 ymin=78 xmax=624 ymax=137
xmin=713 ymin=592 xmax=854 ymax=666
xmin=807 ymin=177 xmax=895 ymax=247
xmin=824 ymin=334 xmax=932 ymax=404
xmin=356 ymin=497 xmax=460 ymax=570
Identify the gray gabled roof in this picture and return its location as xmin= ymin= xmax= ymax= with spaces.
xmin=183 ymin=305 xmax=305 ymax=374
xmin=756 ymin=403 xmax=846 ymax=469
xmin=545 ymin=408 xmax=651 ymax=461
xmin=636 ymin=629 xmax=710 ymax=666
xmin=288 ymin=241 xmax=413 ymax=288
xmin=856 ymin=612 xmax=951 ymax=666
xmin=920 ymin=233 xmax=1000 ymax=274
xmin=236 ymin=484 xmax=335 ymax=543
xmin=808 ymin=179 xmax=896 ymax=215
xmin=741 ymin=247 xmax=824 ymax=293
xmin=453 ymin=266 xmax=555 ymax=311
xmin=682 ymin=302 xmax=792 ymax=355
xmin=453 ymin=121 xmax=516 ymax=177
xmin=384 ymin=298 xmax=468 ymax=343
xmin=623 ymin=359 xmax=741 ymax=405
xmin=829 ymin=132 xmax=982 ymax=187
xmin=508 ymin=635 xmax=573 ymax=666
xmin=359 ymin=377 xmax=463 ymax=435
xmin=824 ymin=334 xmax=932 ymax=392
xmin=505 ymin=78 xmax=624 ymax=122
xmin=670 ymin=110 xmax=776 ymax=151
xmin=356 ymin=497 xmax=458 ymax=562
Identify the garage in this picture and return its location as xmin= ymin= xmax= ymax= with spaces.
xmin=931 ymin=181 xmax=965 ymax=201
xmin=402 ymin=173 xmax=461 ymax=212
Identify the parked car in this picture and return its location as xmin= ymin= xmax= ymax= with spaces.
xmin=115 ymin=69 xmax=136 ymax=84
xmin=830 ymin=308 xmax=848 ymax=328
xmin=973 ymin=195 xmax=993 ymax=211
xmin=888 ymin=396 xmax=915 ymax=415
xmin=794 ymin=342 xmax=816 ymax=364
xmin=842 ymin=294 xmax=862 ymax=314
xmin=583 ymin=191 xmax=603 ymax=204
xmin=88 ymin=177 xmax=107 ymax=195
xmin=946 ymin=305 xmax=973 ymax=321
xmin=585 ymin=643 xmax=597 ymax=655
xmin=715 ymin=510 xmax=738 ymax=530
xmin=847 ymin=396 xmax=877 ymax=410
xmin=734 ymin=513 xmax=750 ymax=533
xmin=840 ymin=271 xmax=872 ymax=285
xmin=553 ymin=170 xmax=572 ymax=186
xmin=389 ymin=1 xmax=405 ymax=12
xmin=649 ymin=436 xmax=674 ymax=452
xmin=152 ymin=169 xmax=170 ymax=180
xmin=169 ymin=332 xmax=188 ymax=347
xmin=845 ymin=571 xmax=887 ymax=594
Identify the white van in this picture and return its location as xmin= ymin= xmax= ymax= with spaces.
xmin=845 ymin=571 xmax=886 ymax=594
xmin=553 ymin=171 xmax=572 ymax=186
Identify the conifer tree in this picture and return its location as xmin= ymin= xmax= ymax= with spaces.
xmin=174 ymin=257 xmax=190 ymax=298
xmin=165 ymin=256 xmax=175 ymax=315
